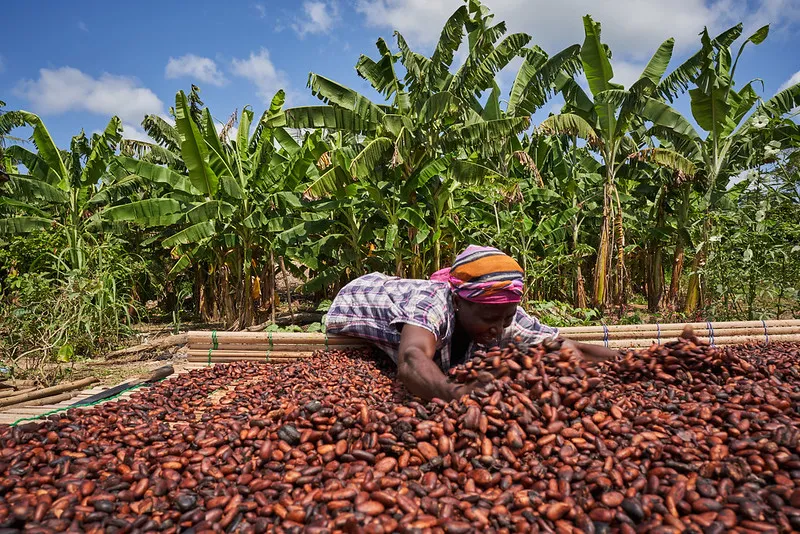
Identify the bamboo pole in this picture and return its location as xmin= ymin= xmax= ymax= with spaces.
xmin=187 ymin=350 xmax=315 ymax=359
xmin=559 ymin=319 xmax=800 ymax=334
xmin=191 ymin=333 xmax=800 ymax=363
xmin=578 ymin=333 xmax=800 ymax=349
xmin=187 ymin=328 xmax=799 ymax=347
xmin=186 ymin=332 xmax=367 ymax=345
xmin=185 ymin=320 xmax=800 ymax=363
xmin=187 ymin=355 xmax=314 ymax=363
xmin=189 ymin=343 xmax=367 ymax=352
xmin=187 ymin=321 xmax=800 ymax=347
xmin=564 ymin=325 xmax=800 ymax=341
xmin=0 ymin=377 xmax=98 ymax=409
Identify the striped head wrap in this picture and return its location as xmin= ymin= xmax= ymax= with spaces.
xmin=430 ymin=245 xmax=524 ymax=304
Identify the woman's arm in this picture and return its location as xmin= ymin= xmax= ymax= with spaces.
xmin=562 ymin=339 xmax=619 ymax=362
xmin=397 ymin=325 xmax=474 ymax=401
xmin=511 ymin=308 xmax=619 ymax=363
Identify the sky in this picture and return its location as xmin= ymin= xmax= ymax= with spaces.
xmin=1 ymin=0 xmax=799 ymax=149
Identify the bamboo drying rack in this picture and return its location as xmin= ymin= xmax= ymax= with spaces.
xmin=187 ymin=319 xmax=800 ymax=364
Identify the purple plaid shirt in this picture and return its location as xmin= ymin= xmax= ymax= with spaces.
xmin=325 ymin=273 xmax=558 ymax=370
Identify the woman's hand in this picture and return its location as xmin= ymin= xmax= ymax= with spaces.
xmin=448 ymin=381 xmax=482 ymax=401
xmin=398 ymin=325 xmax=463 ymax=402
xmin=564 ymin=326 xmax=702 ymax=364
xmin=562 ymin=339 xmax=619 ymax=362
xmin=681 ymin=325 xmax=701 ymax=343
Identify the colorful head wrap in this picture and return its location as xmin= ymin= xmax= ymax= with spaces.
xmin=430 ymin=245 xmax=524 ymax=304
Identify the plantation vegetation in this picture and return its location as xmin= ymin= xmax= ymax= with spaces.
xmin=1 ymin=1 xmax=799 ymax=367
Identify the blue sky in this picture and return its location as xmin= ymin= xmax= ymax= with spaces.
xmin=2 ymin=0 xmax=799 ymax=148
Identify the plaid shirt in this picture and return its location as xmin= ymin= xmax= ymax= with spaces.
xmin=325 ymin=273 xmax=558 ymax=370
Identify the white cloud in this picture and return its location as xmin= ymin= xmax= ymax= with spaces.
xmin=230 ymin=49 xmax=291 ymax=103
xmin=779 ymin=70 xmax=800 ymax=92
xmin=165 ymin=54 xmax=227 ymax=87
xmin=254 ymin=3 xmax=266 ymax=18
xmin=159 ymin=114 xmax=176 ymax=127
xmin=14 ymin=67 xmax=164 ymax=124
xmin=121 ymin=122 xmax=151 ymax=143
xmin=355 ymin=0 xmax=799 ymax=61
xmin=610 ymin=60 xmax=646 ymax=88
xmin=548 ymin=96 xmax=565 ymax=116
xmin=292 ymin=1 xmax=339 ymax=37
xmin=78 ymin=21 xmax=89 ymax=32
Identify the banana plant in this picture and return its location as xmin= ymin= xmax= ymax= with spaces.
xmin=107 ymin=89 xmax=320 ymax=327
xmin=0 ymin=101 xmax=27 ymax=178
xmin=639 ymin=24 xmax=800 ymax=313
xmin=273 ymin=0 xmax=540 ymax=277
xmin=543 ymin=15 xmax=701 ymax=309
xmin=0 ymin=113 xmax=128 ymax=270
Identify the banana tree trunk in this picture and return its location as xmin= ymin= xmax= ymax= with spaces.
xmin=684 ymin=216 xmax=711 ymax=315
xmin=67 ymin=192 xmax=84 ymax=270
xmin=222 ymin=265 xmax=235 ymax=327
xmin=345 ymin=208 xmax=364 ymax=275
xmin=237 ymin=241 xmax=253 ymax=329
xmin=647 ymin=245 xmax=664 ymax=312
xmin=646 ymin=188 xmax=666 ymax=312
xmin=612 ymin=186 xmax=628 ymax=307
xmin=259 ymin=257 xmax=273 ymax=317
xmin=433 ymin=231 xmax=441 ymax=273
xmin=269 ymin=248 xmax=276 ymax=323
xmin=576 ymin=266 xmax=588 ymax=309
xmin=591 ymin=181 xmax=613 ymax=309
xmin=667 ymin=184 xmax=690 ymax=308
xmin=195 ymin=264 xmax=211 ymax=323
xmin=394 ymin=252 xmax=404 ymax=278
xmin=571 ymin=217 xmax=587 ymax=309
xmin=683 ymin=252 xmax=703 ymax=315
xmin=668 ymin=243 xmax=685 ymax=308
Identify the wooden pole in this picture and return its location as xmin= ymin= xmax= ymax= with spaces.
xmin=105 ymin=334 xmax=188 ymax=359
xmin=0 ymin=377 xmax=98 ymax=409
xmin=5 ymin=391 xmax=80 ymax=409
xmin=0 ymin=387 xmax=36 ymax=400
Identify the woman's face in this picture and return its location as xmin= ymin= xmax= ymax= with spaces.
xmin=454 ymin=296 xmax=517 ymax=346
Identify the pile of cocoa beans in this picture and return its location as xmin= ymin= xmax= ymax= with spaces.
xmin=0 ymin=339 xmax=798 ymax=534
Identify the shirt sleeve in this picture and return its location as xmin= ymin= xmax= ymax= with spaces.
xmin=506 ymin=307 xmax=558 ymax=344
xmin=388 ymin=290 xmax=449 ymax=343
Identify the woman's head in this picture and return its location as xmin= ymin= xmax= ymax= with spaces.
xmin=453 ymin=297 xmax=518 ymax=346
xmin=431 ymin=245 xmax=524 ymax=344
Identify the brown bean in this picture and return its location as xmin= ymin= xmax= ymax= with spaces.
xmin=356 ymin=501 xmax=385 ymax=516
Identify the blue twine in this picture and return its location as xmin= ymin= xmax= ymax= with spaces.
xmin=706 ymin=321 xmax=715 ymax=346
xmin=761 ymin=319 xmax=769 ymax=345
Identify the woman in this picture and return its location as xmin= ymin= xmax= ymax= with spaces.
xmin=325 ymin=245 xmax=619 ymax=401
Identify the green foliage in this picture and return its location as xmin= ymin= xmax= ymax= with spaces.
xmin=703 ymin=172 xmax=800 ymax=320
xmin=1 ymin=0 xmax=799 ymax=355
xmin=525 ymin=301 xmax=600 ymax=327
xmin=0 ymin=239 xmax=144 ymax=384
